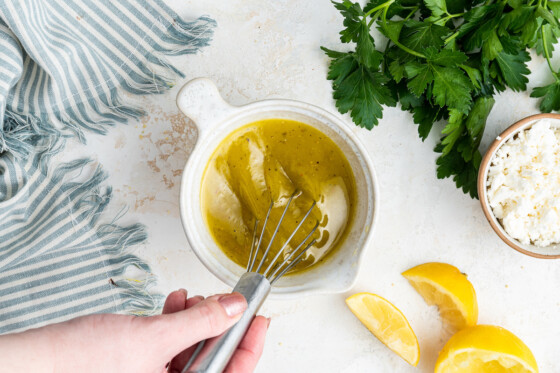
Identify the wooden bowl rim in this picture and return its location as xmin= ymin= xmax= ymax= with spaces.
xmin=477 ymin=113 xmax=560 ymax=259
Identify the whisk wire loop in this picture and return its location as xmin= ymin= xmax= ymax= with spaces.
xmin=247 ymin=190 xmax=319 ymax=281
xmin=267 ymin=220 xmax=319 ymax=280
xmin=270 ymin=238 xmax=317 ymax=284
xmin=262 ymin=201 xmax=317 ymax=277
xmin=248 ymin=202 xmax=273 ymax=272
xmin=246 ymin=219 xmax=260 ymax=272
xmin=254 ymin=191 xmax=298 ymax=273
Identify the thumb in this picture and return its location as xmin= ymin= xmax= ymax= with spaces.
xmin=157 ymin=292 xmax=247 ymax=357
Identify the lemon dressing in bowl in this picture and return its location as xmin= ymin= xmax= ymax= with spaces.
xmin=201 ymin=119 xmax=357 ymax=274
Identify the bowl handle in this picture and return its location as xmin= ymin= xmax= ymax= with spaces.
xmin=176 ymin=78 xmax=236 ymax=136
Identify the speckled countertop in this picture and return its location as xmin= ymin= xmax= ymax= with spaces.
xmin=62 ymin=1 xmax=559 ymax=371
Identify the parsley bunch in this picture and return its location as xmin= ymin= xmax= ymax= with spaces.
xmin=322 ymin=0 xmax=560 ymax=198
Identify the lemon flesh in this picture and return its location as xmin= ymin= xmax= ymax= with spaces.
xmin=346 ymin=293 xmax=420 ymax=366
xmin=402 ymin=262 xmax=477 ymax=330
xmin=435 ymin=325 xmax=538 ymax=373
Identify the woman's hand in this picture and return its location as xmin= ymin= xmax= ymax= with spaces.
xmin=161 ymin=290 xmax=269 ymax=373
xmin=0 ymin=290 xmax=269 ymax=373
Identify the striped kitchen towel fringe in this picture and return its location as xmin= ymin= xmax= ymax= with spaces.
xmin=1 ymin=0 xmax=215 ymax=158
xmin=0 ymin=155 xmax=157 ymax=333
xmin=0 ymin=0 xmax=215 ymax=334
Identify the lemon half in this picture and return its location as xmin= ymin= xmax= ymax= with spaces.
xmin=402 ymin=262 xmax=477 ymax=330
xmin=435 ymin=325 xmax=538 ymax=373
xmin=346 ymin=293 xmax=420 ymax=366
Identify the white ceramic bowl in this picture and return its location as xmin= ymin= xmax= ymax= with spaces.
xmin=176 ymin=78 xmax=379 ymax=298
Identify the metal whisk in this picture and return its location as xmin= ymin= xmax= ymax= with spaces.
xmin=183 ymin=191 xmax=318 ymax=373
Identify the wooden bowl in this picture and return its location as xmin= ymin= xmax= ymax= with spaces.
xmin=477 ymin=113 xmax=560 ymax=259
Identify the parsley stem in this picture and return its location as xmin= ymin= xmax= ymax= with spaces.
xmin=540 ymin=26 xmax=560 ymax=80
xmin=380 ymin=5 xmax=426 ymax=59
xmin=403 ymin=6 xmax=419 ymax=21
xmin=440 ymin=12 xmax=465 ymax=24
xmin=364 ymin=0 xmax=394 ymax=19
xmin=367 ymin=11 xmax=381 ymax=28
xmin=382 ymin=39 xmax=391 ymax=73
xmin=384 ymin=38 xmax=391 ymax=53
xmin=444 ymin=31 xmax=459 ymax=45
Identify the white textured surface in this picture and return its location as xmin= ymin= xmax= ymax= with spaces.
xmin=61 ymin=1 xmax=560 ymax=372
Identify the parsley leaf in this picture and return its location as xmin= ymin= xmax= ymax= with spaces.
xmin=436 ymin=144 xmax=479 ymax=198
xmin=536 ymin=23 xmax=560 ymax=56
xmin=396 ymin=80 xmax=443 ymax=140
xmin=549 ymin=1 xmax=560 ymax=18
xmin=364 ymin=0 xmax=411 ymax=19
xmin=440 ymin=109 xmax=465 ymax=155
xmin=432 ymin=66 xmax=473 ymax=113
xmin=499 ymin=5 xmax=535 ymax=34
xmin=531 ymin=81 xmax=560 ymax=112
xmin=405 ymin=61 xmax=433 ymax=96
xmin=461 ymin=64 xmax=483 ymax=89
xmin=494 ymin=50 xmax=530 ymax=91
xmin=325 ymin=50 xmax=396 ymax=129
xmin=521 ymin=13 xmax=541 ymax=47
xmin=460 ymin=96 xmax=495 ymax=161
xmin=459 ymin=4 xmax=503 ymax=51
xmin=333 ymin=0 xmax=364 ymax=43
xmin=396 ymin=81 xmax=423 ymax=110
xmin=324 ymin=0 xmax=560 ymax=199
xmin=536 ymin=5 xmax=560 ymax=28
xmin=465 ymin=96 xmax=494 ymax=146
xmin=356 ymin=23 xmax=383 ymax=69
xmin=379 ymin=20 xmax=404 ymax=41
xmin=322 ymin=48 xmax=356 ymax=85
xmin=400 ymin=20 xmax=450 ymax=52
xmin=424 ymin=0 xmax=447 ymax=18
xmin=426 ymin=49 xmax=468 ymax=66
xmin=413 ymin=104 xmax=442 ymax=140
xmin=447 ymin=0 xmax=478 ymax=14
xmin=389 ymin=59 xmax=406 ymax=82
xmin=481 ymin=30 xmax=503 ymax=60
xmin=334 ymin=67 xmax=395 ymax=129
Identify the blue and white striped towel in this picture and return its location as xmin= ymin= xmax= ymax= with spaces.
xmin=0 ymin=0 xmax=215 ymax=334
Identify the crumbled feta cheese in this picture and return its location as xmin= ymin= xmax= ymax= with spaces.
xmin=487 ymin=119 xmax=560 ymax=247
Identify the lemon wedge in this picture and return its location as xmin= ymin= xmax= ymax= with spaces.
xmin=435 ymin=325 xmax=538 ymax=373
xmin=402 ymin=262 xmax=477 ymax=330
xmin=346 ymin=293 xmax=420 ymax=366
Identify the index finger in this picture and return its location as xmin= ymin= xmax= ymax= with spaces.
xmin=224 ymin=316 xmax=269 ymax=373
xmin=162 ymin=289 xmax=188 ymax=314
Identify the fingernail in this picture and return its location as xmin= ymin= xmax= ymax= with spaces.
xmin=218 ymin=292 xmax=247 ymax=317
xmin=266 ymin=317 xmax=271 ymax=328
xmin=178 ymin=288 xmax=187 ymax=298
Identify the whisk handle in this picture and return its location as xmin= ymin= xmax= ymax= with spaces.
xmin=183 ymin=272 xmax=271 ymax=373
